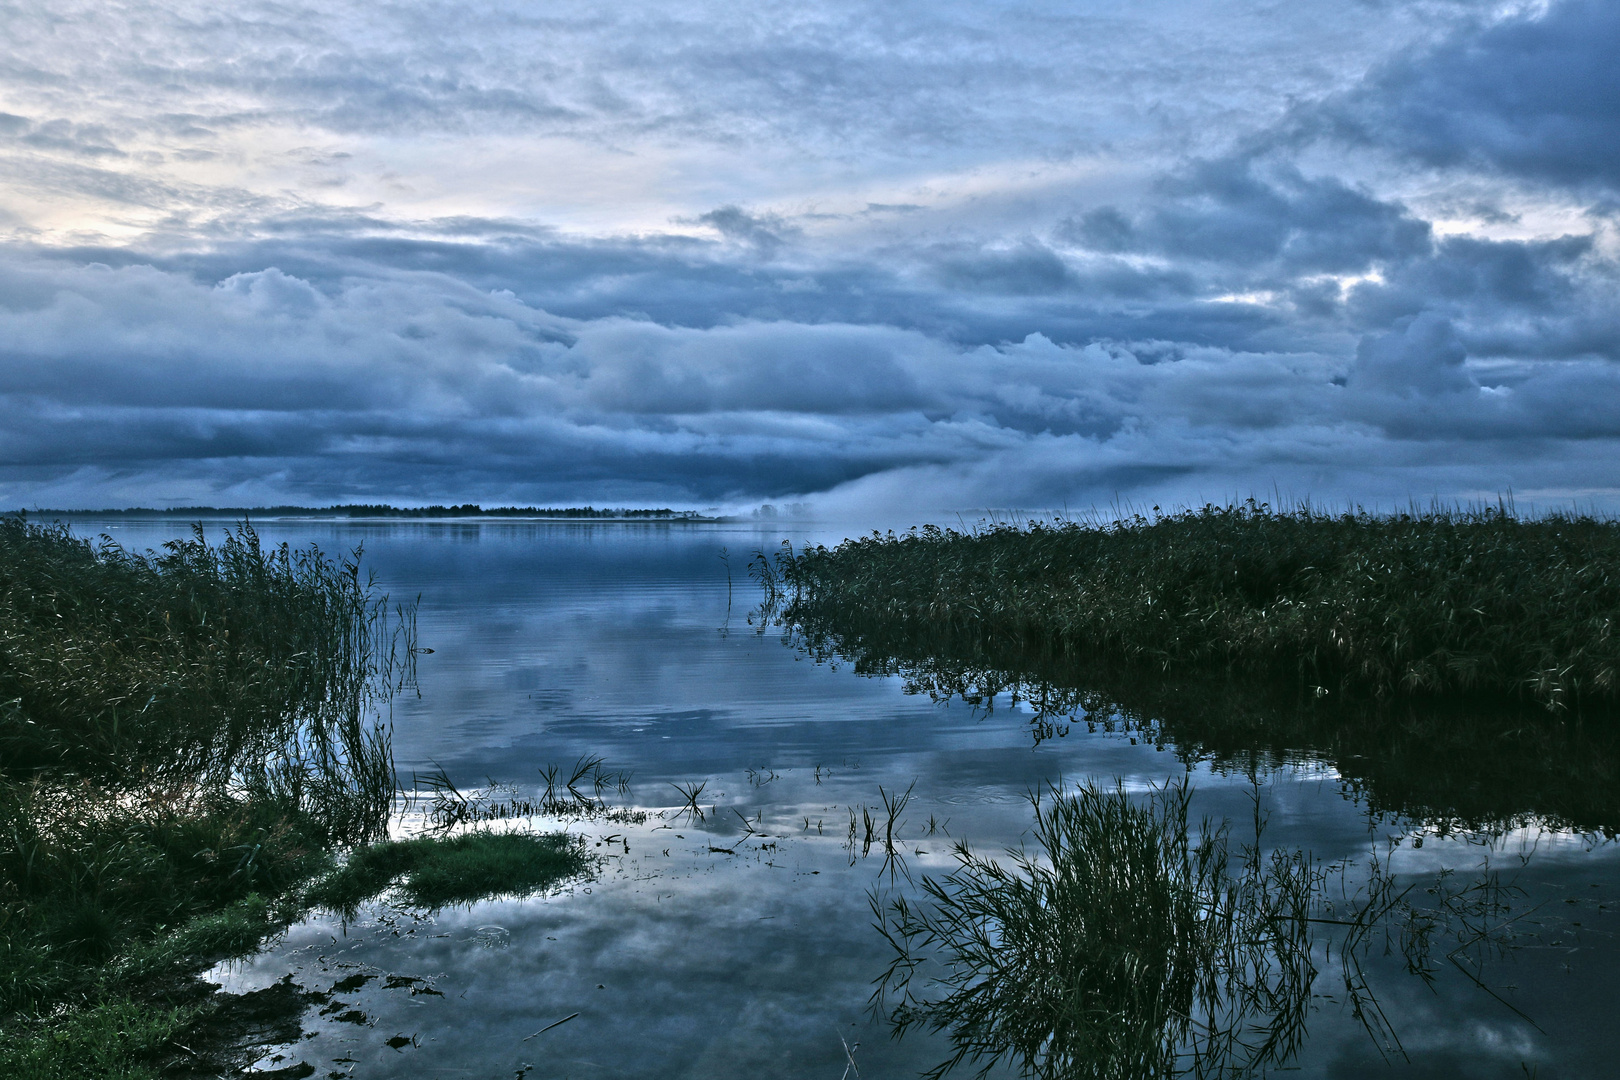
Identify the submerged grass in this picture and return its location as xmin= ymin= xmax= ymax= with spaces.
xmin=776 ymin=501 xmax=1620 ymax=710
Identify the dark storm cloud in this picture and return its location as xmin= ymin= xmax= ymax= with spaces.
xmin=1350 ymin=312 xmax=1472 ymax=397
xmin=1345 ymin=234 xmax=1619 ymax=360
xmin=1063 ymin=159 xmax=1433 ymax=276
xmin=48 ymin=225 xmax=1266 ymax=350
xmin=930 ymin=242 xmax=1078 ymax=296
xmin=5 ymin=213 xmax=1618 ymax=515
xmin=1315 ymin=0 xmax=1620 ymax=190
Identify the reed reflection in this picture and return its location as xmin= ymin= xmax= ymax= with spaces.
xmin=759 ymin=558 xmax=1576 ymax=1077
xmin=869 ymin=780 xmax=1532 ymax=1080
xmin=774 ymin=604 xmax=1620 ymax=837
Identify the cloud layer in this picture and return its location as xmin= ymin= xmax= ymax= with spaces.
xmin=1 ymin=0 xmax=1617 ymax=514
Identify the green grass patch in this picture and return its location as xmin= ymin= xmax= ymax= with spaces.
xmin=0 ymin=997 xmax=194 ymax=1080
xmin=776 ymin=501 xmax=1620 ymax=709
xmin=110 ymin=893 xmax=283 ymax=986
xmin=0 ymin=790 xmax=334 ymax=1012
xmin=313 ymin=831 xmax=589 ymax=913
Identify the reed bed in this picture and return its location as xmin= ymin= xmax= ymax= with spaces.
xmin=0 ymin=516 xmax=407 ymax=799
xmin=777 ymin=501 xmax=1620 ymax=710
xmin=0 ymin=517 xmax=410 ymax=1077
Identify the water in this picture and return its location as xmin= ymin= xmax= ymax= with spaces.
xmin=76 ymin=518 xmax=1620 ymax=1078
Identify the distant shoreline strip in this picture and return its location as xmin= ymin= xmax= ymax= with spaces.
xmin=9 ymin=504 xmax=719 ymax=521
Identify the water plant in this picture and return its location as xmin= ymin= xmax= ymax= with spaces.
xmin=846 ymin=783 xmax=917 ymax=879
xmin=774 ymin=500 xmax=1620 ymax=711
xmin=419 ymin=768 xmax=647 ymax=827
xmin=871 ymin=777 xmax=1537 ymax=1079
xmin=670 ymin=779 xmax=709 ymax=821
xmin=871 ymin=780 xmax=1318 ymax=1079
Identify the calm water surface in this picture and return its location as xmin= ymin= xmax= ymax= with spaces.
xmin=78 ymin=519 xmax=1620 ymax=1079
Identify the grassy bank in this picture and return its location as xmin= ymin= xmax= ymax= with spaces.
xmin=0 ymin=517 xmax=404 ymax=1077
xmin=0 ymin=517 xmax=584 ymax=1078
xmin=777 ymin=501 xmax=1620 ymax=710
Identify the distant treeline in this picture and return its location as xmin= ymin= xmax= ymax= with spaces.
xmin=15 ymin=504 xmax=707 ymax=520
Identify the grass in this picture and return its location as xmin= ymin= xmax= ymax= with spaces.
xmin=311 ymin=831 xmax=589 ymax=914
xmin=0 ymin=517 xmax=400 ymax=1076
xmin=872 ymin=780 xmax=1317 ymax=1079
xmin=0 ymin=516 xmax=596 ymax=1076
xmin=0 ymin=997 xmax=195 ymax=1080
xmin=0 ymin=791 xmax=326 ymax=1009
xmin=774 ymin=500 xmax=1620 ymax=710
xmin=0 ymin=515 xmax=402 ymax=987
xmin=0 ymin=516 xmax=405 ymax=796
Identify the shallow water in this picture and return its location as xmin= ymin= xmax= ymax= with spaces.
xmin=77 ymin=518 xmax=1620 ymax=1079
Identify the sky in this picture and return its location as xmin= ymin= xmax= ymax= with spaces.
xmin=1 ymin=0 xmax=1617 ymax=515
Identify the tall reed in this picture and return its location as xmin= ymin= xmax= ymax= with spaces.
xmin=0 ymin=517 xmax=410 ymax=1017
xmin=1 ymin=517 xmax=408 ymax=819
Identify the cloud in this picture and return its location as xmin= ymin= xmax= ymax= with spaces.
xmin=1345 ymin=234 xmax=1618 ymax=360
xmin=689 ymin=206 xmax=801 ymax=254
xmin=930 ymin=241 xmax=1077 ymax=296
xmin=2 ymin=239 xmax=1618 ymax=514
xmin=1351 ymin=313 xmax=1472 ymax=397
xmin=2 ymin=1 xmax=1619 ymax=514
xmin=1312 ymin=0 xmax=1620 ymax=190
xmin=1064 ymin=159 xmax=1432 ymax=277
